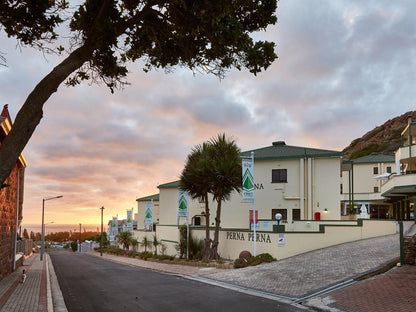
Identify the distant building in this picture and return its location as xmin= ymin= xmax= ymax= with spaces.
xmin=136 ymin=194 xmax=159 ymax=230
xmin=107 ymin=216 xmax=137 ymax=242
xmin=0 ymin=105 xmax=27 ymax=280
xmin=381 ymin=116 xmax=416 ymax=220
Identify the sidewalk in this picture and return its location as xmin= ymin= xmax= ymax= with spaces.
xmin=0 ymin=253 xmax=66 ymax=312
xmin=312 ymin=265 xmax=416 ymax=312
xmin=0 ymin=253 xmax=48 ymax=312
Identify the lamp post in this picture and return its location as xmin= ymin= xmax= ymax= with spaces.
xmin=100 ymin=206 xmax=105 ymax=256
xmin=41 ymin=195 xmax=62 ymax=261
xmin=79 ymin=223 xmax=82 ymax=252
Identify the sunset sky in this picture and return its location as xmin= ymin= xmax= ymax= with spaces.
xmin=1 ymin=0 xmax=415 ymax=226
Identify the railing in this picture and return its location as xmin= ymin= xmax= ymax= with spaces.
xmin=16 ymin=239 xmax=33 ymax=256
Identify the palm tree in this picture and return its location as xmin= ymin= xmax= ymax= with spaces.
xmin=131 ymin=238 xmax=139 ymax=252
xmin=116 ymin=231 xmax=132 ymax=250
xmin=208 ymin=134 xmax=242 ymax=259
xmin=141 ymin=236 xmax=152 ymax=253
xmin=153 ymin=235 xmax=161 ymax=255
xmin=180 ymin=142 xmax=213 ymax=259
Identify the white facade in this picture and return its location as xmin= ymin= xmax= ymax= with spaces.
xmin=136 ymin=194 xmax=160 ymax=230
xmin=132 ymin=141 xmax=401 ymax=259
xmin=341 ymin=153 xmax=395 ymax=219
xmin=156 ymin=142 xmax=342 ymax=230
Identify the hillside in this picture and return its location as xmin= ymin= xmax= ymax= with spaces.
xmin=343 ymin=111 xmax=416 ymax=159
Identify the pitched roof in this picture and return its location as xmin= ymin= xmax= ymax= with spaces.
xmin=1 ymin=105 xmax=12 ymax=126
xmin=136 ymin=194 xmax=159 ymax=202
xmin=344 ymin=153 xmax=395 ymax=164
xmin=240 ymin=141 xmax=343 ymax=161
xmin=0 ymin=106 xmax=27 ymax=167
xmin=157 ymin=180 xmax=180 ymax=189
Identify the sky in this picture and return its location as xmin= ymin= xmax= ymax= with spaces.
xmin=1 ymin=0 xmax=415 ymax=226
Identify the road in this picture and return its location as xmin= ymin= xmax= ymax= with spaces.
xmin=50 ymin=252 xmax=304 ymax=312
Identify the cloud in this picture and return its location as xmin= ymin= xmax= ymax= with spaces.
xmin=2 ymin=0 xmax=416 ymax=224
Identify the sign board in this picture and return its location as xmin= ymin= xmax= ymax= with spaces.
xmin=242 ymin=157 xmax=254 ymax=200
xmin=262 ymin=220 xmax=271 ymax=228
xmin=249 ymin=210 xmax=259 ymax=230
xmin=278 ymin=234 xmax=285 ymax=247
xmin=126 ymin=209 xmax=133 ymax=231
xmin=144 ymin=202 xmax=153 ymax=225
xmin=109 ymin=217 xmax=118 ymax=241
xmin=177 ymin=190 xmax=189 ymax=220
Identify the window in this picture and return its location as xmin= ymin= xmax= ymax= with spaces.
xmin=272 ymin=209 xmax=287 ymax=220
xmin=373 ymin=167 xmax=378 ymax=175
xmin=374 ymin=186 xmax=379 ymax=193
xmin=387 ymin=166 xmax=392 ymax=174
xmin=272 ymin=169 xmax=287 ymax=183
xmin=293 ymin=209 xmax=301 ymax=220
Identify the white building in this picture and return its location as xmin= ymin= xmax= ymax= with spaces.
xmin=133 ymin=141 xmax=397 ymax=260
xmin=381 ymin=117 xmax=416 ymax=220
xmin=341 ymin=153 xmax=395 ymax=219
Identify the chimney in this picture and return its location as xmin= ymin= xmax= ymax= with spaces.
xmin=408 ymin=114 xmax=412 ymax=125
xmin=272 ymin=141 xmax=286 ymax=146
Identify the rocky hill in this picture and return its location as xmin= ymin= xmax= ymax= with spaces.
xmin=343 ymin=111 xmax=416 ymax=159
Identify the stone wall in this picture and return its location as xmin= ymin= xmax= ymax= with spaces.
xmin=404 ymin=235 xmax=416 ymax=265
xmin=0 ymin=164 xmax=19 ymax=280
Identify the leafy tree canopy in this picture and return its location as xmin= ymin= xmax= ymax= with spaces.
xmin=0 ymin=0 xmax=277 ymax=185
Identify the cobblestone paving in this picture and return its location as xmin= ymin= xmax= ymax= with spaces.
xmin=205 ymin=234 xmax=399 ymax=299
xmin=328 ymin=265 xmax=416 ymax=312
xmin=0 ymin=254 xmax=44 ymax=312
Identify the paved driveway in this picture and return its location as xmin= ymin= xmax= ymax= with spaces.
xmin=205 ymin=234 xmax=399 ymax=300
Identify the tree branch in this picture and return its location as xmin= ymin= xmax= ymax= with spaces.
xmin=0 ymin=43 xmax=94 ymax=184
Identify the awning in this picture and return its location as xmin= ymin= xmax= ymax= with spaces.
xmin=374 ymin=173 xmax=391 ymax=179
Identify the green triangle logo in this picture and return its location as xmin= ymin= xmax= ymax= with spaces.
xmin=243 ymin=168 xmax=254 ymax=191
xmin=179 ymin=196 xmax=187 ymax=210
xmin=145 ymin=209 xmax=152 ymax=219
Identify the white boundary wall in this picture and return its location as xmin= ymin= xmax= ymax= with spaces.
xmin=142 ymin=220 xmax=397 ymax=260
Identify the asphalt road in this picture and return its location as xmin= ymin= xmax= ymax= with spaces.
xmin=50 ymin=252 xmax=304 ymax=312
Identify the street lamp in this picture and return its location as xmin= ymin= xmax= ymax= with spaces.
xmin=79 ymin=223 xmax=82 ymax=252
xmin=100 ymin=207 xmax=105 ymax=256
xmin=41 ymin=195 xmax=62 ymax=261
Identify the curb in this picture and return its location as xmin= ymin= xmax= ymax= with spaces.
xmin=46 ymin=254 xmax=68 ymax=312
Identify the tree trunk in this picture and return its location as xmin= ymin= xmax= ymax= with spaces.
xmin=203 ymin=192 xmax=211 ymax=259
xmin=212 ymin=195 xmax=222 ymax=260
xmin=0 ymin=44 xmax=94 ymax=185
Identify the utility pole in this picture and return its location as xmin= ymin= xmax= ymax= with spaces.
xmin=100 ymin=206 xmax=105 ymax=256
xmin=79 ymin=223 xmax=82 ymax=252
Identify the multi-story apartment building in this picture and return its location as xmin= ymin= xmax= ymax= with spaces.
xmin=341 ymin=153 xmax=395 ymax=219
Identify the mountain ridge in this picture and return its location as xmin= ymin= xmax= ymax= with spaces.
xmin=343 ymin=111 xmax=416 ymax=159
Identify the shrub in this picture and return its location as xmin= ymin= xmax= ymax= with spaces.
xmin=156 ymin=255 xmax=175 ymax=261
xmin=234 ymin=258 xmax=248 ymax=268
xmin=139 ymin=251 xmax=153 ymax=260
xmin=176 ymin=225 xmax=204 ymax=260
xmin=234 ymin=253 xmax=276 ymax=269
xmin=70 ymin=241 xmax=78 ymax=252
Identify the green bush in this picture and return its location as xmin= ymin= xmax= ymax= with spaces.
xmin=70 ymin=241 xmax=78 ymax=252
xmin=234 ymin=258 xmax=248 ymax=268
xmin=156 ymin=255 xmax=175 ymax=261
xmin=139 ymin=251 xmax=153 ymax=260
xmin=234 ymin=253 xmax=276 ymax=268
xmin=176 ymin=225 xmax=204 ymax=260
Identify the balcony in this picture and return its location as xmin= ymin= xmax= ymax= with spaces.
xmin=381 ymin=173 xmax=416 ymax=199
